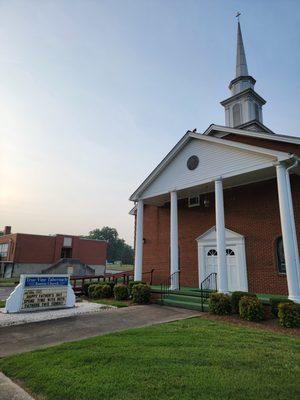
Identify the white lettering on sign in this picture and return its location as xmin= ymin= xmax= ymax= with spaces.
xmin=4 ymin=274 xmax=75 ymax=314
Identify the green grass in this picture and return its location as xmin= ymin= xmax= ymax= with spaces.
xmin=0 ymin=278 xmax=18 ymax=287
xmin=0 ymin=300 xmax=5 ymax=308
xmin=0 ymin=318 xmax=299 ymax=400
xmin=90 ymin=298 xmax=129 ymax=308
xmin=106 ymin=264 xmax=133 ymax=272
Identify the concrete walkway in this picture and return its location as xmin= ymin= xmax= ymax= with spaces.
xmin=0 ymin=372 xmax=34 ymax=400
xmin=0 ymin=305 xmax=200 ymax=357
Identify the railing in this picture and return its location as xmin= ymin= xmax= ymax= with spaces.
xmin=200 ymin=272 xmax=217 ymax=311
xmin=70 ymin=271 xmax=134 ymax=295
xmin=160 ymin=270 xmax=180 ymax=303
xmin=142 ymin=268 xmax=155 ymax=285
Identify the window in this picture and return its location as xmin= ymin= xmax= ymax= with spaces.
xmin=207 ymin=249 xmax=218 ymax=256
xmin=226 ymin=248 xmax=235 ymax=256
xmin=188 ymin=196 xmax=200 ymax=207
xmin=0 ymin=243 xmax=9 ymax=259
xmin=276 ymin=237 xmax=286 ymax=274
xmin=61 ymin=247 xmax=72 ymax=259
xmin=233 ymin=103 xmax=242 ymax=126
xmin=254 ymin=103 xmax=260 ymax=121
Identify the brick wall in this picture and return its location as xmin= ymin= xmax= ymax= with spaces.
xmin=142 ymin=177 xmax=300 ymax=294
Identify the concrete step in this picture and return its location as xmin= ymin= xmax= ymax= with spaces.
xmin=166 ymin=294 xmax=209 ymax=303
xmin=156 ymin=298 xmax=209 ymax=312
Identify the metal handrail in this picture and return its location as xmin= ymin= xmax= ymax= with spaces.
xmin=142 ymin=268 xmax=155 ymax=285
xmin=200 ymin=272 xmax=217 ymax=311
xmin=160 ymin=270 xmax=181 ymax=303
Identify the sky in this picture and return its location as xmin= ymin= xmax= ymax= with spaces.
xmin=0 ymin=0 xmax=299 ymax=245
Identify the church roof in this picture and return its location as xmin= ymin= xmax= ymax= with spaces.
xmin=130 ymin=128 xmax=292 ymax=202
xmin=204 ymin=124 xmax=300 ymax=145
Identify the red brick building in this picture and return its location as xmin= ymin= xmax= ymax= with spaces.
xmin=0 ymin=226 xmax=107 ymax=277
xmin=130 ymin=22 xmax=300 ymax=302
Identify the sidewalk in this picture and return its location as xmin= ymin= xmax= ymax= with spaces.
xmin=0 ymin=304 xmax=200 ymax=357
xmin=0 ymin=372 xmax=34 ymax=400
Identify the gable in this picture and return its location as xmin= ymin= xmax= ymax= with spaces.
xmin=196 ymin=227 xmax=244 ymax=243
xmin=140 ymin=137 xmax=278 ymax=200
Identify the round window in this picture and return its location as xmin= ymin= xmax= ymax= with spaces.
xmin=187 ymin=155 xmax=199 ymax=170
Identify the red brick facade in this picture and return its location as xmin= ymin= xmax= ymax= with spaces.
xmin=0 ymin=233 xmax=107 ymax=266
xmin=140 ymin=133 xmax=300 ymax=295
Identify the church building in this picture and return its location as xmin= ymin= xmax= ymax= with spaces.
xmin=130 ymin=21 xmax=300 ymax=302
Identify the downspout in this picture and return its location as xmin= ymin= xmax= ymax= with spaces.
xmin=285 ymin=155 xmax=300 ymax=285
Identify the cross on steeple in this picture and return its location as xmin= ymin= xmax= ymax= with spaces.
xmin=236 ymin=12 xmax=241 ymax=22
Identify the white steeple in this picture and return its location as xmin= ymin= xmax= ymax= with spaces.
xmin=236 ymin=21 xmax=248 ymax=77
xmin=220 ymin=17 xmax=270 ymax=133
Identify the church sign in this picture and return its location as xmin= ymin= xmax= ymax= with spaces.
xmin=5 ymin=274 xmax=75 ymax=313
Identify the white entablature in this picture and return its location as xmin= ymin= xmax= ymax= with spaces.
xmin=130 ymin=131 xmax=292 ymax=203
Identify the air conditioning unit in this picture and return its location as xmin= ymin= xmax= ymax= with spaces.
xmin=188 ymin=195 xmax=200 ymax=208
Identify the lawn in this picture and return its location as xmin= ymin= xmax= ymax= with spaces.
xmin=0 ymin=318 xmax=299 ymax=400
xmin=106 ymin=264 xmax=133 ymax=272
xmin=90 ymin=298 xmax=129 ymax=307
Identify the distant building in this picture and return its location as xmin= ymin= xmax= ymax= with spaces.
xmin=0 ymin=226 xmax=107 ymax=278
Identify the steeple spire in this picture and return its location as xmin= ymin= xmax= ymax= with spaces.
xmin=236 ymin=21 xmax=248 ymax=77
xmin=220 ymin=15 xmax=269 ymax=132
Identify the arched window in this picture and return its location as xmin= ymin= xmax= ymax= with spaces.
xmin=207 ymin=249 xmax=218 ymax=256
xmin=233 ymin=103 xmax=242 ymax=126
xmin=276 ymin=236 xmax=286 ymax=274
xmin=226 ymin=248 xmax=235 ymax=256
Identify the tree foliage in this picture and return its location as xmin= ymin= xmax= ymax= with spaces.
xmin=88 ymin=227 xmax=134 ymax=264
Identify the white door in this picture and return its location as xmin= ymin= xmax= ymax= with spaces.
xmin=226 ymin=247 xmax=238 ymax=291
xmin=204 ymin=246 xmax=238 ymax=291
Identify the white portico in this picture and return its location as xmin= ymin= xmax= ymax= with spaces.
xmin=130 ymin=128 xmax=300 ymax=303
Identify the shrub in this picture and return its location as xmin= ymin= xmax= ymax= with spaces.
xmin=209 ymin=292 xmax=232 ymax=315
xmin=269 ymin=297 xmax=293 ymax=318
xmin=129 ymin=281 xmax=146 ymax=295
xmin=231 ymin=291 xmax=257 ymax=314
xmin=83 ymin=282 xmax=92 ymax=296
xmin=88 ymin=283 xmax=111 ymax=299
xmin=88 ymin=284 xmax=98 ymax=298
xmin=113 ymin=284 xmax=129 ymax=301
xmin=278 ymin=302 xmax=300 ymax=328
xmin=239 ymin=296 xmax=264 ymax=322
xmin=132 ymin=283 xmax=151 ymax=304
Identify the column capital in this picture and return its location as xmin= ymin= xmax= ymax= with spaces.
xmin=215 ymin=176 xmax=223 ymax=182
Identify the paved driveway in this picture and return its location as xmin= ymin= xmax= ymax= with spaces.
xmin=0 ymin=305 xmax=200 ymax=357
xmin=0 ymin=286 xmax=15 ymax=301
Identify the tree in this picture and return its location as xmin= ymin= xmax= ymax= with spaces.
xmin=88 ymin=227 xmax=134 ymax=264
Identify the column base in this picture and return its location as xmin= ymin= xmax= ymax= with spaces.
xmin=288 ymin=294 xmax=300 ymax=304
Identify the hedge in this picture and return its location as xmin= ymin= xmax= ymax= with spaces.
xmin=278 ymin=302 xmax=300 ymax=328
xmin=239 ymin=296 xmax=264 ymax=322
xmin=231 ymin=291 xmax=257 ymax=314
xmin=132 ymin=283 xmax=151 ymax=304
xmin=113 ymin=284 xmax=129 ymax=301
xmin=209 ymin=293 xmax=232 ymax=315
xmin=269 ymin=297 xmax=293 ymax=318
xmin=129 ymin=281 xmax=146 ymax=295
xmin=88 ymin=283 xmax=111 ymax=299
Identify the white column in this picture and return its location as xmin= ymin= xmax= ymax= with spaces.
xmin=170 ymin=191 xmax=179 ymax=290
xmin=134 ymin=200 xmax=144 ymax=281
xmin=215 ymin=178 xmax=228 ymax=293
xmin=276 ymin=163 xmax=300 ymax=302
xmin=286 ymin=171 xmax=300 ymax=285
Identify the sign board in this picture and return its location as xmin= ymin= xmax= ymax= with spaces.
xmin=5 ymin=274 xmax=75 ymax=313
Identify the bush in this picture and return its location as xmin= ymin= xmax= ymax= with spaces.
xmin=88 ymin=284 xmax=98 ymax=298
xmin=83 ymin=282 xmax=92 ymax=296
xmin=239 ymin=296 xmax=264 ymax=322
xmin=269 ymin=297 xmax=293 ymax=318
xmin=231 ymin=291 xmax=257 ymax=314
xmin=278 ymin=302 xmax=300 ymax=328
xmin=132 ymin=283 xmax=151 ymax=304
xmin=113 ymin=284 xmax=129 ymax=301
xmin=88 ymin=283 xmax=111 ymax=299
xmin=129 ymin=281 xmax=146 ymax=295
xmin=209 ymin=293 xmax=232 ymax=315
